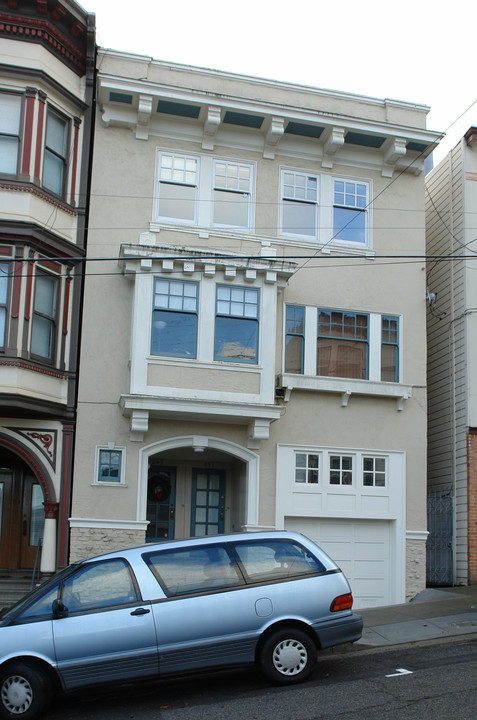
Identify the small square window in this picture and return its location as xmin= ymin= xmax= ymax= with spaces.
xmin=97 ymin=449 xmax=124 ymax=484
xmin=363 ymin=457 xmax=386 ymax=487
xmin=329 ymin=455 xmax=353 ymax=485
xmin=295 ymin=452 xmax=319 ymax=484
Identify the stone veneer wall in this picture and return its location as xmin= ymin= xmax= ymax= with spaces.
xmin=69 ymin=527 xmax=145 ymax=562
xmin=406 ymin=538 xmax=427 ymax=601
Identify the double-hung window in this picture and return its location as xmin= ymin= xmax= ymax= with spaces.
xmin=43 ymin=108 xmax=68 ymax=196
xmin=0 ymin=93 xmax=22 ymax=175
xmin=333 ymin=179 xmax=368 ymax=245
xmin=0 ymin=262 xmax=9 ymax=349
xmin=317 ymin=310 xmax=368 ymax=379
xmin=157 ymin=153 xmax=198 ymax=224
xmin=381 ymin=316 xmax=399 ymax=382
xmin=151 ymin=278 xmax=198 ymax=358
xmin=213 ymin=161 xmax=252 ymax=230
xmin=281 ymin=170 xmax=318 ymax=238
xmin=285 ymin=305 xmax=305 ymax=373
xmin=214 ymin=285 xmax=259 ymax=364
xmin=31 ymin=271 xmax=58 ymax=361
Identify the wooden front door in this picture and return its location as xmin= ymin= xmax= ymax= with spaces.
xmin=0 ymin=455 xmax=44 ymax=570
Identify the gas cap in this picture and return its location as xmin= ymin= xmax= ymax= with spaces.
xmin=255 ymin=597 xmax=273 ymax=617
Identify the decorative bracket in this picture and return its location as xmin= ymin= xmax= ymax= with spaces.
xmin=382 ymin=138 xmax=407 ymax=177
xmin=202 ymin=106 xmax=221 ymax=150
xmin=136 ymin=94 xmax=153 ymax=140
xmin=263 ymin=117 xmax=284 ymax=159
xmin=322 ymin=127 xmax=345 ymax=168
xmin=130 ymin=410 xmax=149 ymax=441
xmin=247 ymin=419 xmax=271 ymax=449
xmin=341 ymin=389 xmax=352 ymax=407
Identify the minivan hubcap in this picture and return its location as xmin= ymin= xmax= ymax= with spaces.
xmin=1 ymin=675 xmax=33 ymax=714
xmin=272 ymin=639 xmax=307 ymax=675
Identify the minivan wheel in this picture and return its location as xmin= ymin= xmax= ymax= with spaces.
xmin=259 ymin=628 xmax=317 ymax=684
xmin=0 ymin=663 xmax=49 ymax=720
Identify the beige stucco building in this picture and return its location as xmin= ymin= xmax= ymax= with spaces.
xmin=70 ymin=49 xmax=440 ymax=608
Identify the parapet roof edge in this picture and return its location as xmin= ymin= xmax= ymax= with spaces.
xmin=97 ymin=47 xmax=432 ymax=117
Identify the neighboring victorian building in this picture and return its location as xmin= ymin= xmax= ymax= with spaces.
xmin=70 ymin=49 xmax=440 ymax=608
xmin=426 ymin=127 xmax=477 ymax=587
xmin=0 ymin=0 xmax=95 ymax=581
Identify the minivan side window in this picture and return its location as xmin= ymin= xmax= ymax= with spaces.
xmin=145 ymin=545 xmax=244 ymax=597
xmin=232 ymin=540 xmax=325 ymax=582
xmin=60 ymin=559 xmax=139 ymax=612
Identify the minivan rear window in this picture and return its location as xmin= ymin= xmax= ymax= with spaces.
xmin=145 ymin=544 xmax=244 ymax=597
xmin=232 ymin=540 xmax=325 ymax=582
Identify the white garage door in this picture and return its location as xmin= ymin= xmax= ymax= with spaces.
xmin=285 ymin=517 xmax=392 ymax=609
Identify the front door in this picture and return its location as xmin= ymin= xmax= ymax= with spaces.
xmin=0 ymin=454 xmax=44 ymax=569
xmin=191 ymin=469 xmax=225 ymax=536
xmin=146 ymin=467 xmax=176 ymax=541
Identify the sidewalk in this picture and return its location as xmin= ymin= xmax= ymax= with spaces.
xmin=356 ymin=585 xmax=477 ymax=647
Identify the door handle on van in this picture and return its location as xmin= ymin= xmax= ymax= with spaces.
xmin=130 ymin=608 xmax=150 ymax=616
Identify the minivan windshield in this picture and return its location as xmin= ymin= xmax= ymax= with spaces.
xmin=0 ymin=565 xmax=75 ymax=621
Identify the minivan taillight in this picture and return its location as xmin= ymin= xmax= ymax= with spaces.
xmin=330 ymin=593 xmax=353 ymax=612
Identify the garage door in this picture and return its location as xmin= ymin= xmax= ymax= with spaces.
xmin=285 ymin=517 xmax=392 ymax=609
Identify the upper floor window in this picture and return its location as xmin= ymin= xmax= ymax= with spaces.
xmin=157 ymin=153 xmax=198 ymax=224
xmin=30 ymin=270 xmax=58 ymax=361
xmin=0 ymin=93 xmax=22 ymax=175
xmin=155 ymin=151 xmax=254 ymax=232
xmin=43 ymin=108 xmax=68 ymax=196
xmin=0 ymin=262 xmax=9 ymax=349
xmin=214 ymin=285 xmax=259 ymax=364
xmin=213 ymin=161 xmax=252 ymax=230
xmin=151 ymin=278 xmax=198 ymax=358
xmin=317 ymin=310 xmax=368 ymax=379
xmin=333 ymin=179 xmax=368 ymax=245
xmin=285 ymin=305 xmax=304 ymax=373
xmin=281 ymin=171 xmax=318 ymax=238
xmin=381 ymin=316 xmax=399 ymax=382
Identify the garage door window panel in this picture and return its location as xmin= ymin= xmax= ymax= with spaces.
xmin=330 ymin=455 xmax=353 ymax=486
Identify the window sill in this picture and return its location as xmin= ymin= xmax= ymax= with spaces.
xmin=278 ymin=373 xmax=412 ymax=410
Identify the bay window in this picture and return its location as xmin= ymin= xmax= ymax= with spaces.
xmin=317 ymin=310 xmax=368 ymax=379
xmin=31 ymin=271 xmax=58 ymax=361
xmin=43 ymin=108 xmax=68 ymax=196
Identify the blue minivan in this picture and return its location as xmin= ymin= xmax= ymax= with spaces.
xmin=0 ymin=531 xmax=362 ymax=719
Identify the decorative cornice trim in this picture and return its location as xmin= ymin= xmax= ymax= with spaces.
xmin=0 ymin=182 xmax=78 ymax=216
xmin=0 ymin=358 xmax=68 ymax=380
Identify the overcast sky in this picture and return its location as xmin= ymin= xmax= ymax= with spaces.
xmin=84 ymin=0 xmax=476 ymax=167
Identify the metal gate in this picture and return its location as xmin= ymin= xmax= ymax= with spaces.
xmin=426 ymin=494 xmax=453 ymax=586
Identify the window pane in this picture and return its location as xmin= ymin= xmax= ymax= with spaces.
xmin=34 ymin=275 xmax=56 ymax=317
xmin=98 ymin=449 xmax=122 ymax=483
xmin=43 ymin=151 xmax=64 ymax=195
xmin=159 ymin=183 xmax=196 ymax=222
xmin=234 ymin=540 xmax=324 ymax=581
xmin=282 ymin=200 xmax=316 ymax=237
xmin=333 ymin=207 xmax=366 ymax=244
xmin=151 ymin=310 xmax=197 ymax=358
xmin=0 ymin=94 xmax=21 ymax=134
xmin=214 ymin=316 xmax=257 ymax=363
xmin=31 ymin=315 xmax=53 ymax=357
xmin=0 ymin=137 xmax=19 ymax=174
xmin=317 ymin=337 xmax=367 ymax=379
xmin=46 ymin=112 xmax=66 ymax=156
xmin=213 ymin=188 xmax=249 ymax=228
xmin=62 ymin=560 xmax=138 ymax=611
xmin=381 ymin=344 xmax=398 ymax=382
xmin=285 ymin=335 xmax=303 ymax=373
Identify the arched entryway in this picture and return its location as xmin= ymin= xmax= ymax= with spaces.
xmin=0 ymin=441 xmax=56 ymax=572
xmin=138 ymin=436 xmax=260 ymax=540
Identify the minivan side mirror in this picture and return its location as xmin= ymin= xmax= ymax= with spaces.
xmin=52 ymin=599 xmax=68 ymax=618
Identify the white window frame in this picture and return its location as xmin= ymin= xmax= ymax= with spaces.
xmin=94 ymin=445 xmax=126 ymax=486
xmin=155 ymin=151 xmax=255 ymax=233
xmin=294 ymin=451 xmax=320 ymax=485
xmin=280 ymin=169 xmax=319 ymax=240
xmin=212 ymin=160 xmax=253 ymax=231
xmin=156 ymin=151 xmax=199 ymax=226
xmin=332 ymin=176 xmax=369 ymax=246
xmin=362 ymin=455 xmax=387 ymax=488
